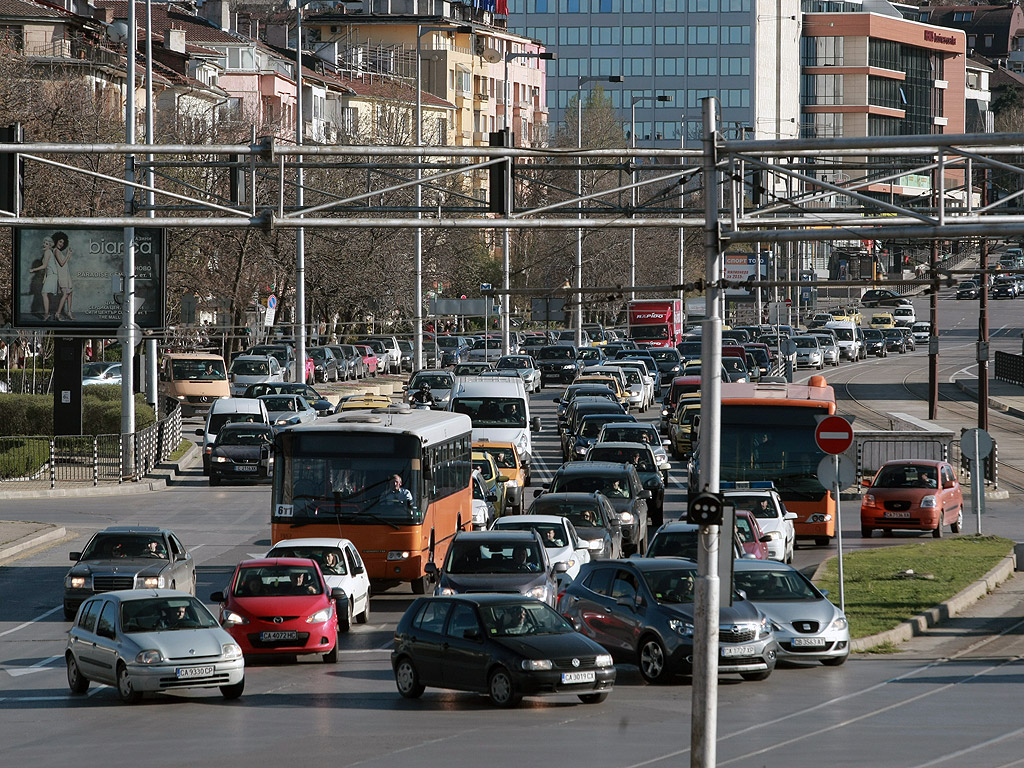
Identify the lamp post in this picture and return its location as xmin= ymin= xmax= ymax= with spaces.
xmin=501 ymin=50 xmax=555 ymax=354
xmin=293 ymin=1 xmax=307 ymax=384
xmin=629 ymin=94 xmax=671 ymax=301
xmin=576 ymin=75 xmax=624 ymax=347
xmin=416 ymin=24 xmax=472 ymax=371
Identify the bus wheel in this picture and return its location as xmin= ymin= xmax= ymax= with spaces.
xmin=411 ymin=575 xmax=431 ymax=595
xmin=814 ymin=537 xmax=831 ymax=547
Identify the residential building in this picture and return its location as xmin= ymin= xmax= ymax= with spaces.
xmin=913 ymin=3 xmax=1024 ymax=70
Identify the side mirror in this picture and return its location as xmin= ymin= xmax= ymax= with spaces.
xmin=69 ymin=552 xmax=81 ymax=561
xmin=639 ymin=490 xmax=652 ymax=500
xmin=784 ymin=512 xmax=798 ymax=520
xmin=861 ymin=478 xmax=872 ymax=487
xmin=553 ymin=396 xmax=561 ymax=403
xmin=531 ymin=416 xmax=542 ymax=432
xmin=554 ymin=561 xmax=569 ymax=573
xmin=570 ymin=617 xmax=583 ymax=633
xmin=424 ymin=562 xmax=438 ymax=575
xmin=662 ymin=439 xmax=672 ymax=447
xmin=195 ymin=428 xmax=204 ymax=436
xmin=533 ymin=488 xmax=542 ymax=497
xmin=331 ymin=587 xmax=347 ymax=600
xmin=759 ymin=535 xmax=771 ymax=543
xmin=486 ymin=493 xmax=497 ymax=503
xmin=734 ymin=589 xmax=747 ymax=601
xmin=463 ymin=628 xmax=482 ymax=641
xmin=210 ymin=591 xmax=225 ymax=603
xmin=497 ymin=475 xmax=510 ymax=484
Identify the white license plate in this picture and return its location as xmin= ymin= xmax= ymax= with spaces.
xmin=235 ymin=465 xmax=258 ymax=472
xmin=175 ymin=665 xmax=215 ymax=679
xmin=792 ymin=637 xmax=826 ymax=647
xmin=560 ymin=670 xmax=596 ymax=684
xmin=884 ymin=511 xmax=911 ymax=519
xmin=722 ymin=644 xmax=758 ymax=658
xmin=260 ymin=631 xmax=298 ymax=642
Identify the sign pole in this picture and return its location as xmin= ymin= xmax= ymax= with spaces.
xmin=834 ymin=453 xmax=845 ymax=613
xmin=974 ymin=429 xmax=982 ymax=535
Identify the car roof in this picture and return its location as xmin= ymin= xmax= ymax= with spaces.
xmin=267 ymin=538 xmax=356 ymax=549
xmin=532 ymin=492 xmax=607 ymax=504
xmin=88 ymin=588 xmax=198 ymax=602
xmin=589 ymin=441 xmax=655 ymax=453
xmin=96 ymin=525 xmax=165 ymax=534
xmin=590 ymin=557 xmax=698 ymax=573
xmin=877 ymin=458 xmax=944 ymax=467
xmin=452 ymin=530 xmax=540 ymax=543
xmin=732 ymin=559 xmax=796 ymax=574
xmin=555 ymin=461 xmax=631 ymax=474
xmin=654 ymin=521 xmax=701 ymax=533
xmin=237 ymin=557 xmax=321 ymax=568
xmin=493 ymin=514 xmax=569 ymax=526
xmin=422 ymin=593 xmax=541 ymax=607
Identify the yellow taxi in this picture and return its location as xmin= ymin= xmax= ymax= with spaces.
xmin=574 ymin=374 xmax=629 ymax=409
xmin=831 ymin=307 xmax=863 ymax=325
xmin=668 ymin=401 xmax=701 ymax=459
xmin=336 ymin=393 xmax=393 ymax=412
xmin=474 ymin=440 xmax=526 ymax=514
xmin=472 ymin=450 xmax=510 ymax=517
xmin=869 ymin=313 xmax=895 ymax=330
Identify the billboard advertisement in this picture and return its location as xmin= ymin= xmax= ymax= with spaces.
xmin=12 ymin=227 xmax=165 ymax=330
xmin=723 ymin=251 xmax=767 ymax=296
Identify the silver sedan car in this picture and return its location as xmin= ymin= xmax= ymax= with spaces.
xmin=66 ymin=590 xmax=245 ymax=703
xmin=733 ymin=560 xmax=850 ymax=666
xmin=494 ymin=355 xmax=542 ymax=394
xmin=258 ymin=394 xmax=318 ymax=432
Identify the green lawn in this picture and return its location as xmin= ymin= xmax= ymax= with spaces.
xmin=814 ymin=536 xmax=1014 ymax=639
xmin=167 ymin=440 xmax=193 ymax=462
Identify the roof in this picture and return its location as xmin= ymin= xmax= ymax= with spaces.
xmin=237 ymin=557 xmax=320 ymax=567
xmin=593 ymin=557 xmax=697 ymax=573
xmin=92 ymin=1 xmax=244 ymax=45
xmin=453 ymin=529 xmax=539 ymax=541
xmin=267 ymin=537 xmax=354 ymax=548
xmin=0 ymin=0 xmax=68 ymax=20
xmin=335 ymin=72 xmax=455 ymax=110
xmin=531 ymin=491 xmax=606 ymax=503
xmin=554 ymin=461 xmax=632 ymax=475
xmin=96 ymin=525 xmax=163 ymax=533
xmin=919 ymin=4 xmax=1024 ymax=55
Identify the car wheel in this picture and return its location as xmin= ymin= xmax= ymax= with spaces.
xmin=395 ymin=657 xmax=425 ymax=699
xmin=209 ymin=475 xmax=221 ymax=487
xmin=116 ymin=662 xmax=142 ymax=704
xmin=814 ymin=537 xmax=831 ymax=547
xmin=488 ymin=667 xmax=522 ymax=708
xmin=951 ymin=506 xmax=963 ymax=534
xmin=740 ymin=670 xmax=772 ymax=682
xmin=323 ymin=644 xmax=339 ymax=664
xmin=220 ymin=678 xmax=244 ymax=699
xmin=638 ymin=635 xmax=671 ymax=683
xmin=578 ymin=692 xmax=609 ymax=704
xmin=338 ymin=599 xmax=353 ymax=633
xmin=933 ymin=513 xmax=944 ymax=538
xmin=63 ymin=605 xmax=77 ymax=621
xmin=66 ymin=654 xmax=89 ymax=694
xmin=861 ymin=526 xmax=873 ymax=538
xmin=821 ymin=654 xmax=849 ymax=667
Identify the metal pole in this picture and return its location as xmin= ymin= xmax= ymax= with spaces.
xmin=678 ymin=118 xmax=685 ymax=304
xmin=295 ymin=5 xmax=307 ymax=384
xmin=691 ymin=96 xmax=721 ymax=768
xmin=974 ymin=430 xmax=982 ymax=535
xmin=978 ymin=167 xmax=989 ymax=431
xmin=121 ymin=0 xmax=137 ymax=447
xmin=414 ymin=29 xmax=425 ymax=371
xmin=630 ymin=100 xmax=637 ymax=302
xmin=576 ymin=80 xmax=584 ymax=347
xmin=144 ymin=0 xmax=158 ymax=418
xmin=834 ymin=453 xmax=845 ymax=613
xmin=502 ymin=56 xmax=512 ymax=355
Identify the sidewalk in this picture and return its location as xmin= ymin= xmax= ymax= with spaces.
xmin=0 ymin=520 xmax=69 ymax=565
xmin=954 ymin=375 xmax=1024 ymax=420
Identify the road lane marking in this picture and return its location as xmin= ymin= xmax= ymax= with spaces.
xmin=0 ymin=606 xmax=61 ymax=638
xmin=6 ymin=654 xmax=63 ymax=677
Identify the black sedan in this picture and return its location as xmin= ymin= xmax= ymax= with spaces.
xmin=392 ymin=595 xmax=615 ymax=707
xmin=882 ymin=328 xmax=907 ymax=354
xmin=991 ymin=278 xmax=1017 ymax=299
xmin=536 ymin=345 xmax=584 ymax=385
xmin=860 ymin=288 xmax=911 ymax=308
xmin=861 ymin=328 xmax=887 ymax=357
xmin=955 ymin=281 xmax=979 ymax=300
xmin=208 ymin=422 xmax=275 ymax=486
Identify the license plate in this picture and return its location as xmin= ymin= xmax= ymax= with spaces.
xmin=235 ymin=465 xmax=258 ymax=472
xmin=722 ymin=644 xmax=758 ymax=658
xmin=260 ymin=630 xmax=298 ymax=642
xmin=561 ymin=670 xmax=596 ymax=684
xmin=884 ymin=511 xmax=911 ymax=519
xmin=175 ymin=665 xmax=215 ymax=679
xmin=792 ymin=637 xmax=826 ymax=647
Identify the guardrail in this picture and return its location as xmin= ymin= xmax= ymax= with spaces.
xmin=995 ymin=351 xmax=1024 ymax=387
xmin=0 ymin=405 xmax=182 ymax=489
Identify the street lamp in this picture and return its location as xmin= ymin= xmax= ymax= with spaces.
xmin=500 ymin=50 xmax=555 ymax=354
xmin=629 ymin=94 xmax=671 ymax=301
xmin=416 ymin=24 xmax=472 ymax=371
xmin=576 ymin=75 xmax=624 ymax=347
xmin=294 ymin=1 xmax=308 ymax=384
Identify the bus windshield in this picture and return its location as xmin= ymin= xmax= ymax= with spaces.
xmin=720 ymin=405 xmax=827 ymax=501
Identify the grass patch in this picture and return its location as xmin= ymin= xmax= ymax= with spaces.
xmin=814 ymin=536 xmax=1013 ymax=639
xmin=167 ymin=440 xmax=193 ymax=462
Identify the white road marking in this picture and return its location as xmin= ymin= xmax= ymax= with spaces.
xmin=0 ymin=606 xmax=61 ymax=638
xmin=6 ymin=654 xmax=63 ymax=677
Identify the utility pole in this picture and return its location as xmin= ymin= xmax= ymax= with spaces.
xmin=978 ymin=166 xmax=989 ymax=431
xmin=928 ymin=168 xmax=939 ymax=420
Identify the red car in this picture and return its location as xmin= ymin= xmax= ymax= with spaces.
xmin=735 ymin=509 xmax=771 ymax=560
xmin=860 ymin=459 xmax=963 ymax=538
xmin=353 ymin=344 xmax=379 ymax=375
xmin=211 ymin=558 xmax=342 ymax=663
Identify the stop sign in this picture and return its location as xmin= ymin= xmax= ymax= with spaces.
xmin=815 ymin=415 xmax=854 ymax=455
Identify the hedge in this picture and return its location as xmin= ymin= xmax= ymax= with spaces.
xmin=0 ymin=390 xmax=154 ymax=436
xmin=0 ymin=438 xmax=50 ymax=479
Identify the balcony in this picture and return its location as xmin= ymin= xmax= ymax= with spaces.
xmin=474 ymin=92 xmax=489 ymax=104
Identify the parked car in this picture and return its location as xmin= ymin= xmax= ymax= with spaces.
xmin=391 ymin=595 xmax=615 ymax=707
xmin=427 ymin=530 xmax=567 ymax=607
xmin=63 ymin=526 xmax=197 ymax=619
xmin=329 ymin=344 xmax=365 ymax=379
xmin=860 ymin=288 xmax=911 ymax=307
xmin=860 ymin=459 xmax=963 ymax=537
xmin=66 ymin=590 xmax=244 ymax=702
xmin=723 ymin=486 xmax=797 ymax=563
xmin=558 ymin=559 xmax=778 ymax=683
xmin=228 ymin=354 xmax=284 ymax=396
xmin=397 ymin=339 xmax=414 ymax=372
xmin=490 ymin=515 xmax=593 ymax=581
xmin=308 ymin=346 xmax=341 ymax=383
xmin=82 ymin=361 xmax=122 ymax=387
xmin=264 ymin=538 xmax=371 ymax=631
xmin=353 ymin=344 xmax=380 ymax=375
xmin=211 ymin=558 xmax=343 ymax=663
xmin=208 ymin=422 xmax=275 ymax=486
xmin=527 ymin=492 xmax=623 ymax=560
xmin=258 ymin=393 xmax=318 ymax=433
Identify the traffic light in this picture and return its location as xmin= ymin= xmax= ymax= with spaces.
xmin=687 ymin=491 xmax=724 ymax=526
xmin=228 ymin=153 xmax=246 ymax=206
xmin=488 ymin=129 xmax=512 ymax=214
xmin=0 ymin=123 xmax=24 ymax=215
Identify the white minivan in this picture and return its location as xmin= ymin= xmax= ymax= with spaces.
xmin=449 ymin=376 xmax=542 ymax=485
xmin=824 ymin=321 xmax=865 ymax=362
xmin=196 ymin=397 xmax=271 ymax=475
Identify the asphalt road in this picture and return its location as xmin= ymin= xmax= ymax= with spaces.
xmin=2 ymin=286 xmax=1024 ymax=767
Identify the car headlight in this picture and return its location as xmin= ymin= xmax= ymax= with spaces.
xmin=763 ymin=530 xmax=780 ymax=541
xmin=214 ymin=455 xmax=228 ymax=463
xmin=862 ymin=493 xmax=876 ymax=508
xmin=575 ymin=445 xmax=588 ymax=455
xmin=67 ymin=575 xmax=87 ymax=589
xmin=758 ymin=616 xmax=772 ymax=638
xmin=829 ymin=616 xmax=848 ymax=632
xmin=221 ymin=610 xmax=249 ymax=626
xmin=521 ymin=659 xmax=553 ymax=671
xmin=438 ymin=587 xmax=457 ymax=596
xmin=594 ymin=653 xmax=614 ymax=668
xmin=387 ymin=550 xmax=411 ymax=561
xmin=661 ymin=408 xmax=669 ymax=416
xmin=920 ymin=495 xmax=937 ymax=508
xmin=222 ymin=643 xmax=242 ymax=660
xmin=526 ymin=586 xmax=547 ymax=600
xmin=138 ymin=576 xmax=166 ymax=589
xmin=135 ymin=649 xmax=164 ymax=664
xmin=505 ymin=478 xmax=519 ymax=488
xmin=668 ymin=618 xmax=694 ymax=636
xmin=670 ymin=366 xmax=681 ymax=373
xmin=620 ymin=512 xmax=634 ymax=524
xmin=562 ymin=363 xmax=576 ymax=369
xmin=307 ymin=604 xmax=335 ymax=624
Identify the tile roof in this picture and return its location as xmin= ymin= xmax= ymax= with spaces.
xmin=334 ymin=71 xmax=455 ymax=109
xmin=91 ymin=0 xmax=244 ymax=44
xmin=0 ymin=0 xmax=72 ymax=19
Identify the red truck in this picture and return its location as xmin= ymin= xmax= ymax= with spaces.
xmin=627 ymin=299 xmax=685 ymax=348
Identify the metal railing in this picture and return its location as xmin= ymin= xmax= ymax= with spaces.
xmin=995 ymin=351 xmax=1024 ymax=387
xmin=0 ymin=405 xmax=182 ymax=490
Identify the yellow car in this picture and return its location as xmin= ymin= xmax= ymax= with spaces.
xmin=869 ymin=313 xmax=895 ymax=329
xmin=574 ymin=375 xmax=628 ymax=408
xmin=474 ymin=440 xmax=526 ymax=513
xmin=472 ymin=450 xmax=511 ymax=517
xmin=668 ymin=402 xmax=701 ymax=459
xmin=831 ymin=308 xmax=863 ymax=326
xmin=336 ymin=393 xmax=393 ymax=412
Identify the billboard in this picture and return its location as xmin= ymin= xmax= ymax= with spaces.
xmin=13 ymin=227 xmax=165 ymax=330
xmin=723 ymin=251 xmax=767 ymax=295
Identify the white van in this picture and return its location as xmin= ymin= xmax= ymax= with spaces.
xmin=449 ymin=376 xmax=542 ymax=485
xmin=196 ymin=397 xmax=271 ymax=474
xmin=824 ymin=321 xmax=864 ymax=362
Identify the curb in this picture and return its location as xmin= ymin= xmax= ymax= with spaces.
xmin=953 ymin=377 xmax=1024 ymax=421
xmin=833 ymin=549 xmax=1018 ymax=653
xmin=0 ymin=524 xmax=67 ymax=564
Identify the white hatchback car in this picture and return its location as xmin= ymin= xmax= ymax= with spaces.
xmin=264 ymin=538 xmax=371 ymax=631
xmin=489 ymin=514 xmax=592 ymax=581
xmin=723 ymin=487 xmax=797 ymax=563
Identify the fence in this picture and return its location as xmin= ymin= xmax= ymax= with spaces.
xmin=0 ymin=405 xmax=182 ymax=490
xmin=995 ymin=351 xmax=1024 ymax=387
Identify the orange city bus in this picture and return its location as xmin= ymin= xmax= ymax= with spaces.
xmin=716 ymin=375 xmax=837 ymax=545
xmin=271 ymin=407 xmax=473 ymax=594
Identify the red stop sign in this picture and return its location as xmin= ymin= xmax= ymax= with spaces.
xmin=815 ymin=415 xmax=853 ymax=455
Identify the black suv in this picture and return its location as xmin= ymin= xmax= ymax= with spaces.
xmin=860 ymin=289 xmax=911 ymax=308
xmin=536 ymin=345 xmax=584 ymax=385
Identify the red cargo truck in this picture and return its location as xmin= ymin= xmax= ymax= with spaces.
xmin=627 ymin=299 xmax=684 ymax=347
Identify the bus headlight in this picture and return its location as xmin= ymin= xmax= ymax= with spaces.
xmin=808 ymin=513 xmax=833 ymax=523
xmin=387 ymin=551 xmax=411 ymax=561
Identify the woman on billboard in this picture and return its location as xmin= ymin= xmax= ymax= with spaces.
xmin=52 ymin=231 xmax=74 ymax=321
xmin=27 ymin=235 xmax=58 ymax=321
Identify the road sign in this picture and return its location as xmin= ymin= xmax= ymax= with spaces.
xmin=687 ymin=491 xmax=724 ymax=525
xmin=817 ymin=455 xmax=855 ymax=490
xmin=264 ymin=306 xmax=276 ymax=327
xmin=480 ymin=283 xmax=492 ymax=293
xmin=815 ymin=415 xmax=854 ymax=455
xmin=267 ymin=294 xmax=277 ymax=310
xmin=960 ymin=427 xmax=993 ymax=461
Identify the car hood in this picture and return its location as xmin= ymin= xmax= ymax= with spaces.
xmin=440 ymin=572 xmax=548 ymax=593
xmin=864 ymin=487 xmax=938 ymax=501
xmin=229 ymin=594 xmax=328 ymax=616
xmin=658 ymin=599 xmax=762 ymax=624
xmin=211 ymin=444 xmax=265 ymax=459
xmin=573 ymin=528 xmax=613 ymax=542
xmin=746 ymin=598 xmax=839 ymax=629
xmin=496 ymin=631 xmax=603 ymax=658
xmin=129 ymin=627 xmax=232 ymax=658
xmin=68 ymin=558 xmax=168 ymax=577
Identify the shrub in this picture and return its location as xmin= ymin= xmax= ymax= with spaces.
xmin=0 ymin=438 xmax=50 ymax=479
xmin=0 ymin=392 xmax=154 ymax=436
xmin=0 ymin=394 xmax=53 ymax=435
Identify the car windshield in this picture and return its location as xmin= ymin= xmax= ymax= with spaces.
xmin=531 ymin=500 xmax=606 ymax=528
xmin=444 ymin=541 xmax=545 ymax=574
xmin=208 ymin=413 xmax=261 ymax=433
xmin=647 ymin=532 xmax=699 ymax=560
xmin=722 ymin=358 xmax=746 ymax=373
xmin=641 ymin=569 xmax=696 ymax=604
xmin=873 ymin=464 xmax=938 ymax=488
xmin=588 ymin=446 xmax=655 ymax=471
xmin=480 ymin=447 xmax=517 ymax=469
xmin=728 ymin=495 xmax=778 ymax=519
xmin=233 ymin=564 xmax=323 ymax=597
xmin=171 ymin=359 xmax=227 ymax=381
xmin=217 ymin=427 xmax=273 ymax=446
xmin=412 ymin=374 xmax=454 ymax=390
xmin=453 ymin=364 xmax=491 ymax=375
xmin=474 ymin=339 xmax=500 ymax=349
xmin=495 ymin=521 xmax=568 ymax=548
xmin=648 ymin=349 xmax=680 ymax=362
xmin=832 ymin=328 xmax=854 ymax=341
xmin=539 ymin=346 xmax=575 ymax=360
xmin=262 ymin=396 xmax=298 ymax=412
xmin=121 ymin=597 xmax=218 ymax=633
xmin=232 ymin=359 xmax=270 ymax=375
xmin=602 ymin=426 xmax=657 ymax=444
xmin=309 ymin=348 xmax=329 ymax=360
xmin=793 ymin=338 xmax=817 ymax=349
xmin=481 ymin=602 xmax=575 ymax=637
xmin=552 ymin=473 xmax=632 ymax=498
xmin=436 ymin=337 xmax=459 ymax=348
xmin=734 ymin=569 xmax=819 ymax=601
xmin=267 ymin=545 xmax=349 ymax=576
xmin=83 ymin=363 xmax=115 ymax=377
xmin=452 ymin=397 xmax=526 ymax=428
xmin=80 ymin=534 xmax=168 ymax=560
xmin=496 ymin=357 xmax=530 ymax=369
xmin=863 ymin=329 xmax=883 ymax=340
xmin=578 ymin=349 xmax=601 ymax=360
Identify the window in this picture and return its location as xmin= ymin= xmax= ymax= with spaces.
xmin=801 ymin=113 xmax=844 ymax=138
xmin=721 ymin=26 xmax=750 ymax=45
xmin=525 ymin=27 xmax=554 ymax=44
xmin=984 ymin=34 xmax=994 ymax=48
xmin=611 ymin=570 xmax=639 ymax=600
xmin=968 ymin=35 xmax=976 ymax=49
xmin=97 ymin=601 xmax=117 ymax=638
xmin=869 ymin=39 xmax=900 ymax=70
xmin=583 ymin=567 xmax=614 ymax=596
xmin=688 ymin=0 xmax=718 ymax=10
xmin=0 ymin=25 xmax=23 ymax=52
xmin=446 ymin=604 xmax=480 ymax=637
xmin=559 ymin=26 xmax=588 ymax=45
xmin=868 ymin=75 xmax=899 ymax=109
xmin=953 ymin=11 xmax=973 ymax=21
xmin=687 ymin=26 xmax=718 ymax=45
xmin=623 ymin=27 xmax=652 ymax=45
xmin=623 ymin=58 xmax=651 ymax=76
xmin=227 ymin=47 xmax=256 ymax=71
xmin=655 ymin=0 xmax=678 ymax=9
xmin=78 ymin=600 xmax=101 ymax=632
xmin=413 ymin=600 xmax=450 ymax=633
xmin=801 ymin=36 xmax=844 ymax=66
xmin=720 ymin=57 xmax=750 ymax=76
xmin=688 ymin=57 xmax=718 ymax=76
xmin=593 ymin=26 xmax=620 ymax=45
xmin=802 ymin=74 xmax=844 ymax=106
